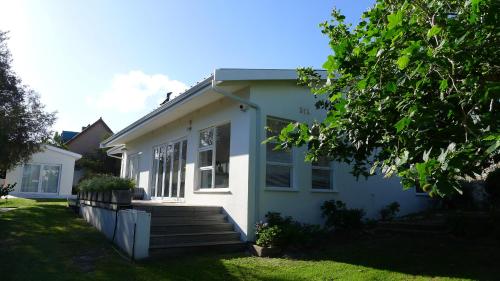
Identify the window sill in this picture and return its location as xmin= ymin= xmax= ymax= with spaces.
xmin=310 ymin=189 xmax=338 ymax=193
xmin=264 ymin=187 xmax=299 ymax=192
xmin=194 ymin=189 xmax=232 ymax=194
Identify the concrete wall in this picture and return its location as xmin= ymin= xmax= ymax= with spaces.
xmin=248 ymin=81 xmax=431 ymax=231
xmin=122 ymin=93 xmax=252 ymax=240
xmin=6 ymin=147 xmax=79 ymax=198
xmin=80 ymin=205 xmax=150 ymax=259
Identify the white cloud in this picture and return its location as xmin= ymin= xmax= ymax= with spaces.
xmin=86 ymin=70 xmax=188 ymax=113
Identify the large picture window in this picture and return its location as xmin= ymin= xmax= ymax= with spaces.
xmin=151 ymin=139 xmax=187 ymax=200
xmin=312 ymin=156 xmax=332 ymax=190
xmin=266 ymin=117 xmax=293 ymax=188
xmin=198 ymin=123 xmax=231 ymax=189
xmin=21 ymin=164 xmax=61 ymax=193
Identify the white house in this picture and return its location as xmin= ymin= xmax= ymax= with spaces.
xmin=102 ymin=69 xmax=430 ymax=241
xmin=4 ymin=145 xmax=82 ymax=198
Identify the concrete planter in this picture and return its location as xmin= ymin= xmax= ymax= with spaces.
xmin=97 ymin=191 xmax=104 ymax=202
xmin=103 ymin=190 xmax=112 ymax=203
xmin=250 ymin=244 xmax=281 ymax=257
xmin=111 ymin=190 xmax=132 ymax=205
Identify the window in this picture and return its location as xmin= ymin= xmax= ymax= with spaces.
xmin=198 ymin=123 xmax=231 ymax=189
xmin=266 ymin=117 xmax=293 ymax=188
xmin=312 ymin=157 xmax=332 ymax=190
xmin=126 ymin=153 xmax=140 ymax=187
xmin=151 ymin=140 xmax=187 ymax=199
xmin=21 ymin=164 xmax=60 ymax=193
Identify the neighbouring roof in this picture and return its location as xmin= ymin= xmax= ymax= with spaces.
xmin=65 ymin=117 xmax=113 ymax=145
xmin=101 ymin=68 xmax=327 ymax=148
xmin=44 ymin=144 xmax=82 ymax=159
xmin=61 ymin=131 xmax=79 ymax=143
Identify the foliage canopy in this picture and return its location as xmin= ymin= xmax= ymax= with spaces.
xmin=276 ymin=0 xmax=499 ymax=196
xmin=0 ymin=31 xmax=56 ymax=171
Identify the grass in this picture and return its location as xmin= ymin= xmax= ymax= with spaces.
xmin=1 ymin=198 xmax=499 ymax=281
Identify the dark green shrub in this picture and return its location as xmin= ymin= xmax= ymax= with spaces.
xmin=321 ymin=200 xmax=365 ymax=230
xmin=256 ymin=212 xmax=323 ymax=248
xmin=256 ymin=225 xmax=282 ymax=247
xmin=77 ymin=174 xmax=134 ymax=192
xmin=485 ymin=168 xmax=500 ymax=208
xmin=380 ymin=202 xmax=400 ymax=221
xmin=0 ymin=183 xmax=16 ymax=201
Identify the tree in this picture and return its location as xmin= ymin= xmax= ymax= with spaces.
xmin=0 ymin=31 xmax=56 ymax=171
xmin=76 ymin=147 xmax=121 ymax=179
xmin=275 ymin=0 xmax=499 ymax=196
xmin=47 ymin=132 xmax=68 ymax=149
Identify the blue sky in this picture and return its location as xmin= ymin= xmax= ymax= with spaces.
xmin=0 ymin=0 xmax=374 ymax=133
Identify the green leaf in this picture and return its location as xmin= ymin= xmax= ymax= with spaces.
xmin=485 ymin=140 xmax=500 ymax=154
xmin=396 ymin=55 xmax=410 ymax=70
xmin=387 ymin=11 xmax=403 ymax=29
xmin=394 ymin=117 xmax=411 ymax=132
xmin=427 ymin=25 xmax=442 ymax=38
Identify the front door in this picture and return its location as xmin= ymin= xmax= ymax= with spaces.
xmin=151 ymin=139 xmax=187 ymax=201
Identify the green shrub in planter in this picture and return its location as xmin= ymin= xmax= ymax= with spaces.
xmin=256 ymin=225 xmax=282 ymax=248
xmin=78 ymin=174 xmax=134 ymax=192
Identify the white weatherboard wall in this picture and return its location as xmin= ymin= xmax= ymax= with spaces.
xmin=122 ymin=95 xmax=252 ymax=240
xmin=248 ymin=81 xmax=430 ymax=228
xmin=80 ymin=205 xmax=151 ymax=259
xmin=5 ymin=145 xmax=81 ymax=198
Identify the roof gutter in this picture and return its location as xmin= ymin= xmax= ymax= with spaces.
xmin=210 ymin=77 xmax=261 ymax=240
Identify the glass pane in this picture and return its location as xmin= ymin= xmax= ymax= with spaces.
xmin=312 ymin=169 xmax=331 ymax=189
xmin=21 ymin=164 xmax=40 ymax=192
xmin=266 ymin=143 xmax=292 ymax=163
xmin=199 ymin=128 xmax=214 ymax=148
xmin=156 ymin=147 xmax=165 ymax=197
xmin=163 ymin=145 xmax=172 ymax=198
xmin=171 ymin=142 xmax=180 ymax=197
xmin=266 ymin=117 xmax=289 ymax=138
xmin=215 ymin=123 xmax=230 ymax=188
xmin=180 ymin=140 xmax=187 ymax=197
xmin=41 ymin=165 xmax=60 ymax=193
xmin=200 ymin=169 xmax=212 ymax=189
xmin=199 ymin=150 xmax=213 ymax=167
xmin=266 ymin=164 xmax=291 ymax=187
xmin=151 ymin=149 xmax=158 ymax=197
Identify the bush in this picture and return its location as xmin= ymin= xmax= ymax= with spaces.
xmin=0 ymin=183 xmax=16 ymax=200
xmin=321 ymin=200 xmax=365 ymax=230
xmin=255 ymin=224 xmax=282 ymax=248
xmin=380 ymin=202 xmax=400 ymax=221
xmin=255 ymin=212 xmax=323 ymax=249
xmin=77 ymin=174 xmax=134 ymax=192
xmin=485 ymin=168 xmax=500 ymax=208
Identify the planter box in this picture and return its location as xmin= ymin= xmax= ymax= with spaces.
xmin=103 ymin=190 xmax=111 ymax=203
xmin=111 ymin=190 xmax=132 ymax=205
xmin=250 ymin=244 xmax=281 ymax=257
xmin=97 ymin=191 xmax=104 ymax=202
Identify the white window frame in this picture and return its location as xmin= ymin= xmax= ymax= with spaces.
xmin=20 ymin=163 xmax=61 ymax=194
xmin=197 ymin=123 xmax=231 ymax=190
xmin=265 ymin=116 xmax=295 ymax=190
xmin=126 ymin=153 xmax=140 ymax=187
xmin=311 ymin=160 xmax=337 ymax=192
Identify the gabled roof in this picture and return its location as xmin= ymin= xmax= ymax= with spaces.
xmin=65 ymin=117 xmax=113 ymax=145
xmin=44 ymin=145 xmax=82 ymax=159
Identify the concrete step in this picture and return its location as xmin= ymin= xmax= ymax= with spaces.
xmin=134 ymin=205 xmax=222 ymax=214
xmin=151 ymin=223 xmax=234 ymax=235
xmin=150 ymin=231 xmax=241 ymax=246
xmin=151 ymin=214 xmax=227 ymax=225
xmin=149 ymin=240 xmax=247 ymax=257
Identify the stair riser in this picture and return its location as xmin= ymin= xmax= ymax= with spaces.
xmin=149 ymin=243 xmax=247 ymax=258
xmin=151 ymin=224 xmax=234 ymax=235
xmin=151 ymin=217 xmax=227 ymax=225
xmin=134 ymin=206 xmax=222 ymax=213
xmin=150 ymin=233 xmax=241 ymax=246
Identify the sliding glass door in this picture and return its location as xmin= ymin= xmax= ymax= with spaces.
xmin=151 ymin=139 xmax=187 ymax=201
xmin=21 ymin=164 xmax=61 ymax=193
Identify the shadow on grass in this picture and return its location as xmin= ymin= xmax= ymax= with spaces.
xmin=287 ymin=233 xmax=500 ymax=281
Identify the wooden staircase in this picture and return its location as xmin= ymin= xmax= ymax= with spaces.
xmin=133 ymin=204 xmax=246 ymax=257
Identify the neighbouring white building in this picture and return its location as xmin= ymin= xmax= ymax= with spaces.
xmin=102 ymin=69 xmax=431 ymax=241
xmin=4 ymin=145 xmax=82 ymax=198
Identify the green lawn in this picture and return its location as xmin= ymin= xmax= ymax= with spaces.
xmin=0 ymin=198 xmax=499 ymax=281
